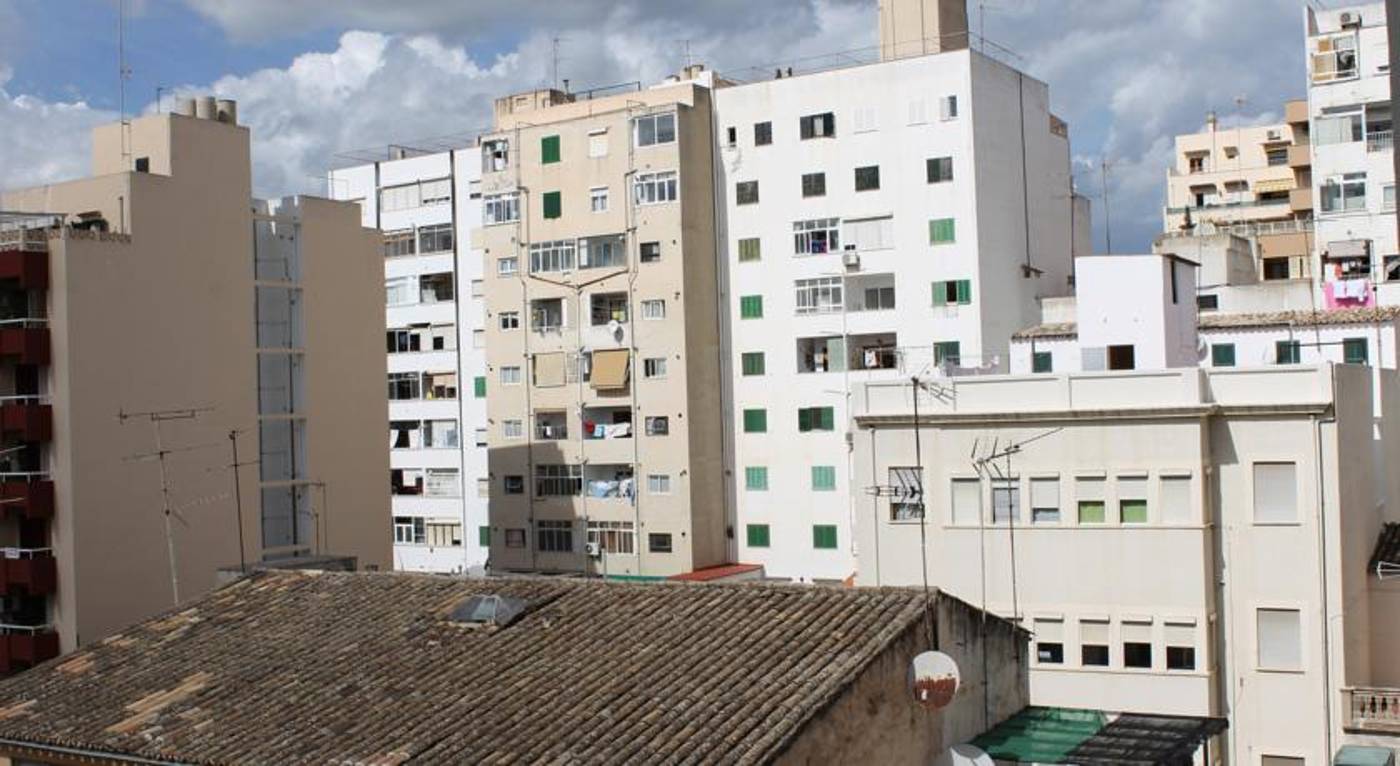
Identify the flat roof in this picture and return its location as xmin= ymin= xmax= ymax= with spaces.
xmin=970 ymin=706 xmax=1227 ymax=765
xmin=1013 ymin=306 xmax=1400 ymax=340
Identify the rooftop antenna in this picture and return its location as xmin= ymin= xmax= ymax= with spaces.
xmin=117 ymin=0 xmax=133 ymax=168
xmin=677 ymin=39 xmax=693 ymax=70
xmin=1100 ymin=157 xmax=1114 ymax=254
xmin=551 ymin=36 xmax=568 ymax=90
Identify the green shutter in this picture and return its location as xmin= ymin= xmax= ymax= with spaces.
xmin=1211 ymin=344 xmax=1236 ymax=367
xmin=955 ymin=279 xmax=972 ymax=304
xmin=1344 ymin=337 xmax=1369 ymax=365
xmin=743 ymin=408 xmax=768 ymax=433
xmin=542 ymin=191 xmax=562 ymax=219
xmin=798 ymin=408 xmax=812 ymax=433
xmin=1078 ymin=501 xmax=1106 ymax=524
xmin=818 ymin=407 xmax=834 ymax=431
xmin=1276 ymin=340 xmax=1300 ymax=365
xmin=1032 ymin=351 xmax=1053 ymax=373
xmin=740 ymin=295 xmax=764 ymax=319
xmin=745 ymin=466 xmax=769 ymax=491
xmin=478 ymin=526 xmax=491 ymax=546
xmin=812 ymin=466 xmax=836 ymax=491
xmin=474 ymin=376 xmax=487 ymax=398
xmin=746 ymin=524 xmax=771 ymax=548
xmin=930 ymin=218 xmax=955 ymax=244
xmin=813 ymin=525 xmax=838 ymax=550
xmin=742 ymin=352 xmax=765 ymax=376
xmin=932 ymin=282 xmax=947 ymax=307
xmin=739 ymin=237 xmax=761 ymax=262
xmin=541 ymin=135 xmax=561 ymax=164
xmin=935 ymin=342 xmax=961 ymax=366
xmin=1120 ymin=500 xmax=1148 ymax=524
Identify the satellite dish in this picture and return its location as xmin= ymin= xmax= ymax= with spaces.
xmin=607 ymin=319 xmax=624 ymax=343
xmin=909 ymin=650 xmax=959 ymax=710
xmin=933 ymin=744 xmax=994 ymax=766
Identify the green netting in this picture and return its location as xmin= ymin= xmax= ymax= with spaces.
xmin=970 ymin=707 xmax=1108 ymax=764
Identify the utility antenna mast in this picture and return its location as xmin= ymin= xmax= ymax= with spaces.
xmin=117 ymin=0 xmax=133 ymax=168
xmin=551 ymin=36 xmax=568 ymax=90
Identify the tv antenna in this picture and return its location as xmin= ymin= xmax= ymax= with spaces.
xmin=117 ymin=0 xmax=133 ymax=168
xmin=551 ymin=36 xmax=569 ymax=90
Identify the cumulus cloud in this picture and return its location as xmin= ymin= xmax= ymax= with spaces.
xmin=0 ymin=69 xmax=114 ymax=192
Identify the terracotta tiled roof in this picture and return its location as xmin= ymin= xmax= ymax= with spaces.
xmin=1011 ymin=306 xmax=1400 ymax=340
xmin=669 ymin=563 xmax=764 ymax=582
xmin=0 ymin=570 xmax=938 ymax=765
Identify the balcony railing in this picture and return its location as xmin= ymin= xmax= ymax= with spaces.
xmin=1345 ymin=687 xmax=1400 ymax=733
xmin=0 ymin=624 xmax=60 ymax=671
xmin=1368 ymin=131 xmax=1393 ymax=153
xmin=1165 ymin=197 xmax=1293 ymax=215
xmin=0 ymin=397 xmax=51 ymax=442
xmin=0 ymin=548 xmax=56 ymax=596
xmin=0 ymin=321 xmax=49 ymax=366
xmin=0 ymin=473 xmax=53 ymax=520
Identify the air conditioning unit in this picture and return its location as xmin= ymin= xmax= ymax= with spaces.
xmin=1267 ymin=129 xmax=1282 ymax=141
xmin=585 ymin=542 xmax=602 ymax=557
xmin=1340 ymin=11 xmax=1360 ymax=27
xmin=842 ymin=251 xmax=861 ymax=269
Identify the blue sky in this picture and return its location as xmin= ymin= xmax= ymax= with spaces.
xmin=1 ymin=0 xmax=1311 ymax=253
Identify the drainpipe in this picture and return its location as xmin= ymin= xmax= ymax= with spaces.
xmin=1313 ymin=363 xmax=1338 ymax=762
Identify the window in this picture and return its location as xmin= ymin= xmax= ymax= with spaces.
xmin=939 ymin=95 xmax=958 ymax=120
xmin=383 ymin=230 xmax=415 ymax=258
xmin=588 ymin=129 xmax=608 ymax=159
xmin=1165 ymin=622 xmax=1196 ymax=670
xmin=799 ymin=112 xmax=836 ymax=139
xmin=1385 ymin=184 xmax=1396 ymax=211
xmin=1188 ymin=155 xmax=1205 ymax=174
xmin=418 ymin=223 xmax=453 ymax=254
xmin=861 ymin=286 xmax=896 ymax=311
xmin=1275 ymin=340 xmax=1301 ymax=365
xmin=497 ymin=256 xmax=518 ymax=276
xmin=648 ymin=533 xmax=673 ymax=553
xmin=1198 ymin=294 xmax=1220 ymax=310
xmin=529 ymin=240 xmax=576 ymax=273
xmin=473 ymin=376 xmax=486 ymax=398
xmin=537 ymin=520 xmax=572 ymax=552
xmin=1035 ymin=619 xmax=1064 ymax=664
xmin=854 ymin=165 xmax=880 ymax=191
xmin=1119 ymin=477 xmax=1148 ymax=523
xmin=1311 ymin=33 xmax=1358 ymax=82
xmin=736 ymin=181 xmax=760 ymax=205
xmin=483 ymin=192 xmax=520 ymax=225
xmin=502 ymin=420 xmax=523 ymax=440
xmin=479 ymin=526 xmax=491 ymax=547
xmin=493 ymin=311 xmax=519 ymax=332
xmin=645 ymin=416 xmax=669 ymax=436
xmin=754 ymin=121 xmax=773 ymax=145
xmin=1262 ymin=758 xmax=1305 ymax=766
xmin=746 ymin=524 xmax=771 ymax=548
xmin=425 ymin=468 xmax=461 ymax=498
xmin=1123 ymin=621 xmax=1153 ymax=668
xmin=793 ymin=218 xmax=840 ymax=255
xmin=588 ymin=521 xmax=637 ymax=554
xmin=889 ymin=467 xmax=924 ymax=520
xmin=1160 ymin=476 xmax=1192 ymax=524
xmin=386 ymin=277 xmax=416 ymax=307
xmin=643 ymin=357 xmax=668 ymax=379
xmin=387 ymin=372 xmax=421 ymax=401
xmin=725 ymin=126 xmax=737 ymax=146
xmin=394 ymin=516 xmax=426 ymax=545
xmin=1320 ymin=172 xmax=1367 ymax=212
xmin=634 ymin=113 xmax=676 ymax=147
xmin=634 ymin=171 xmax=679 ymax=205
xmin=795 ymin=277 xmax=843 ymax=314
xmin=380 ymin=178 xmax=450 ymax=211
xmin=853 ymin=105 xmax=878 ymax=133
xmin=535 ymin=464 xmax=583 ymax=497
xmin=811 ymin=466 xmax=836 ymax=492
xmin=929 ymin=218 xmax=956 ymax=244
xmin=801 ymin=172 xmax=826 ymax=198
xmin=741 ymin=352 xmax=765 ymax=376
xmin=1257 ymin=608 xmax=1302 ymax=670
xmin=745 ymin=466 xmax=769 ymax=491
xmin=951 ymin=478 xmax=980 ymax=525
xmin=482 ymin=139 xmax=510 ymax=172
xmin=1108 ymin=344 xmax=1135 ymax=370
xmin=797 ymin=406 xmax=835 ymax=432
xmin=640 ymin=241 xmax=661 ymax=263
xmin=1211 ymin=343 xmax=1236 ymax=367
xmin=590 ymin=186 xmax=609 ymax=213
xmin=842 ymin=216 xmax=894 ymax=252
xmin=932 ymin=280 xmax=972 ymax=307
xmin=1081 ymin=620 xmax=1110 ymax=666
xmin=1316 ymin=112 xmax=1363 ymax=146
xmin=990 ymin=478 xmax=1020 ymax=523
xmin=1077 ymin=477 xmax=1106 ymax=524
xmin=505 ymin=528 xmax=526 ymax=548
xmin=641 ymin=300 xmax=666 ymax=320
xmin=743 ymin=408 xmax=768 ymax=433
xmin=500 ymin=366 xmax=522 ymax=385
xmin=738 ymin=238 xmax=762 ymax=262
xmin=648 ymin=474 xmax=672 ymax=494
xmin=540 ymin=134 xmax=561 ymax=164
xmin=740 ymin=295 xmax=764 ymax=319
xmin=542 ymin=191 xmax=562 ymax=219
xmin=1030 ymin=478 xmax=1059 ymax=523
xmin=812 ymin=524 xmax=838 ymax=549
xmin=1266 ymin=147 xmax=1288 ymax=166
xmin=1253 ymin=462 xmax=1297 ymax=523
xmin=1032 ymin=351 xmax=1053 ymax=373
xmin=589 ymin=293 xmax=628 ymax=326
xmin=1344 ymin=337 xmax=1369 ymax=365
xmin=927 ymin=157 xmax=953 ymax=184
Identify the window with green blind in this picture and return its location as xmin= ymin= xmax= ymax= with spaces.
xmin=542 ymin=191 xmax=562 ymax=219
xmin=1078 ymin=500 xmax=1106 ymax=524
xmin=1344 ymin=337 xmax=1369 ymax=365
xmin=1276 ymin=340 xmax=1301 ymax=365
xmin=743 ymin=408 xmax=768 ymax=433
xmin=932 ymin=279 xmax=972 ymax=306
xmin=747 ymin=524 xmax=771 ymax=548
xmin=741 ymin=352 xmax=766 ymax=376
xmin=798 ymin=406 xmax=835 ymax=432
xmin=740 ymin=295 xmax=764 ymax=319
xmin=929 ymin=218 xmax=956 ymax=244
xmin=1120 ymin=499 xmax=1148 ymax=524
xmin=738 ymin=237 xmax=762 ymax=262
xmin=474 ymin=376 xmax=486 ymax=398
xmin=811 ymin=466 xmax=836 ymax=491
xmin=812 ymin=525 xmax=838 ymax=549
xmin=541 ymin=135 xmax=561 ymax=164
xmin=745 ymin=466 xmax=769 ymax=491
xmin=1212 ymin=344 xmax=1236 ymax=367
xmin=478 ymin=526 xmax=491 ymax=546
xmin=1032 ymin=351 xmax=1053 ymax=373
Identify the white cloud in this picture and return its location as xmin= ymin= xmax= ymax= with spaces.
xmin=0 ymin=68 xmax=114 ymax=193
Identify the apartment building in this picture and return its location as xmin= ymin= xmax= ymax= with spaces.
xmin=1163 ymin=105 xmax=1315 ymax=281
xmin=715 ymin=34 xmax=1076 ymax=581
xmin=475 ymin=77 xmax=728 ymax=579
xmin=330 ymin=149 xmax=488 ymax=574
xmin=1307 ymin=3 xmax=1400 ymax=306
xmin=0 ymin=102 xmax=390 ymax=661
xmin=853 ymin=360 xmax=1400 ymax=763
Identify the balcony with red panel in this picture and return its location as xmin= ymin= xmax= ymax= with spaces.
xmin=0 ymin=627 xmax=59 ymax=671
xmin=0 ymin=229 xmax=49 ymax=292
xmin=0 ymin=400 xmax=51 ymax=443
xmin=0 ymin=478 xmax=53 ymax=521
xmin=0 ymin=549 xmax=56 ymax=596
xmin=0 ymin=324 xmax=49 ymax=366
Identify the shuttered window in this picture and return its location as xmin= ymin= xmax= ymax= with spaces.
xmin=541 ymin=135 xmax=561 ymax=164
xmin=929 ymin=218 xmax=956 ymax=244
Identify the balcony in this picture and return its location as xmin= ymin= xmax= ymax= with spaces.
xmin=0 ymin=626 xmax=60 ymax=671
xmin=0 ymin=323 xmax=49 ymax=366
xmin=0 ymin=250 xmax=48 ymax=290
xmin=0 ymin=475 xmax=53 ymax=520
xmin=1367 ymin=130 xmax=1393 ymax=153
xmin=0 ymin=549 xmax=56 ymax=596
xmin=1288 ymin=144 xmax=1311 ymax=168
xmin=1290 ymin=187 xmax=1313 ymax=213
xmin=1285 ymin=99 xmax=1309 ymax=125
xmin=1344 ymin=687 xmax=1400 ymax=733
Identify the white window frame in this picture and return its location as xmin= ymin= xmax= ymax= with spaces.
xmin=502 ymin=419 xmax=524 ymax=440
xmin=497 ymin=256 xmax=518 ymax=276
xmin=483 ymin=192 xmax=520 ymax=226
xmin=647 ymin=474 xmax=672 ymax=495
xmin=634 ymin=170 xmax=679 ymax=205
xmin=500 ymin=366 xmax=522 ymax=385
xmin=499 ymin=311 xmax=520 ymax=330
xmin=633 ymin=113 xmax=677 ymax=148
xmin=643 ymin=357 xmax=668 ymax=378
xmin=590 ymin=186 xmax=609 ymax=213
xmin=794 ymin=277 xmax=843 ymax=315
xmin=640 ymin=299 xmax=666 ymax=320
xmin=1320 ymin=172 xmax=1367 ymax=213
xmin=793 ymin=218 xmax=841 ymax=256
xmin=588 ymin=128 xmax=609 ymax=159
xmin=529 ymin=240 xmax=577 ymax=274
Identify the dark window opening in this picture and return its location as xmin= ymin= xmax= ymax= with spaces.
xmin=1036 ymin=642 xmax=1064 ymax=664
xmin=1123 ymin=642 xmax=1152 ymax=668
xmin=1082 ymin=645 xmax=1109 ymax=666
xmin=1166 ymin=646 xmax=1196 ymax=670
xmin=1108 ymin=344 xmax=1136 ymax=371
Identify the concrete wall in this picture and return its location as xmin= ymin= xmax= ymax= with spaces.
xmin=1075 ymin=254 xmax=1199 ymax=370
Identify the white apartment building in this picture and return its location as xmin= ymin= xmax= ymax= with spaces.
xmin=330 ymin=149 xmax=488 ymax=574
xmin=713 ymin=26 xmax=1077 ymax=584
xmin=1307 ymin=3 xmax=1400 ymax=307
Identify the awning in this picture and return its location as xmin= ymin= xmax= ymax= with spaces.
xmin=1254 ymin=178 xmax=1295 ymax=193
xmin=970 ymin=706 xmax=1227 ymax=765
xmin=1329 ymin=239 xmax=1372 ymax=259
xmin=590 ymin=349 xmax=630 ymax=390
xmin=1336 ymin=745 xmax=1396 ymax=766
xmin=533 ymin=352 xmax=566 ymax=388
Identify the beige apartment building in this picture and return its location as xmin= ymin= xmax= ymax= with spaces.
xmin=0 ymin=102 xmax=391 ymax=664
xmin=476 ymin=78 xmax=728 ymax=578
xmin=1164 ymin=101 xmax=1315 ymax=281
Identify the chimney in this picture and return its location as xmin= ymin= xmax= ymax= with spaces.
xmin=878 ymin=0 xmax=969 ymax=61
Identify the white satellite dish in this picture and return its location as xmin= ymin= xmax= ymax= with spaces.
xmin=933 ymin=744 xmax=994 ymax=766
xmin=909 ymin=650 xmax=959 ymax=710
xmin=607 ymin=319 xmax=624 ymax=343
